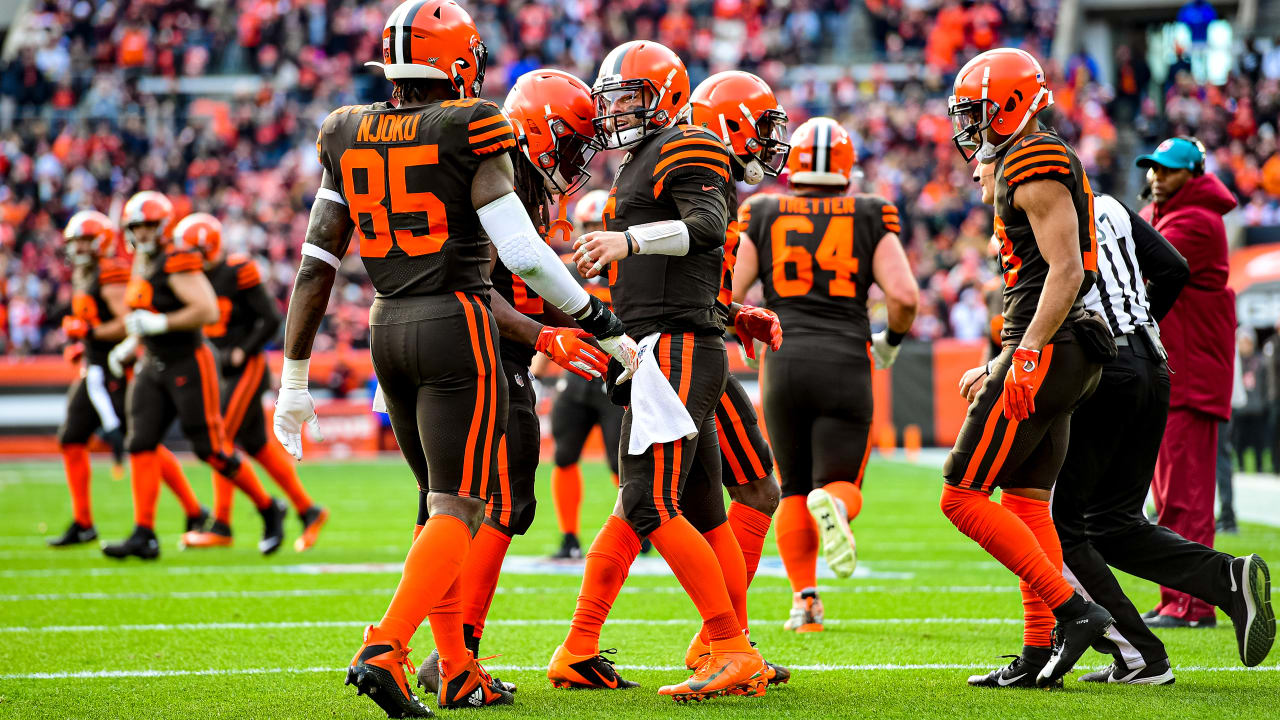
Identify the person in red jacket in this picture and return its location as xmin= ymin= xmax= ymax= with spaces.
xmin=1137 ymin=136 xmax=1238 ymax=627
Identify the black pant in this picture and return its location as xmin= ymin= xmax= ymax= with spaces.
xmin=1053 ymin=337 xmax=1235 ymax=665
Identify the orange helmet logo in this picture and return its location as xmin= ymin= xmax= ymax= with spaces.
xmin=172 ymin=212 xmax=223 ymax=263
xmin=947 ymin=48 xmax=1054 ymax=162
xmin=786 ymin=117 xmax=856 ymax=188
xmin=688 ymin=71 xmax=790 ymax=185
xmin=504 ymin=69 xmax=598 ymax=194
xmin=366 ymin=0 xmax=488 ymax=99
xmin=592 ymin=41 xmax=689 ymax=149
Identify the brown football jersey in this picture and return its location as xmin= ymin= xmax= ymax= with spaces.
xmin=125 ymin=249 xmax=205 ymax=360
xmin=204 ymin=254 xmax=266 ymax=352
xmin=72 ymin=259 xmax=131 ymax=366
xmin=317 ymin=98 xmax=517 ymax=299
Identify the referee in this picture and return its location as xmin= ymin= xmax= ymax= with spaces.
xmin=1049 ymin=192 xmax=1275 ymax=683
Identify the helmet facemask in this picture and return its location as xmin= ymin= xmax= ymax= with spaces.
xmin=528 ymin=116 xmax=597 ymax=195
xmin=66 ymin=236 xmax=98 ymax=267
xmin=726 ymin=106 xmax=790 ymax=185
xmin=593 ymin=78 xmax=669 ymax=150
xmin=126 ymin=221 xmax=164 ymax=256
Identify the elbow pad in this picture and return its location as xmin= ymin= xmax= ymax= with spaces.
xmin=477 ymin=192 xmax=590 ymax=316
xmin=628 ymin=220 xmax=690 ymax=256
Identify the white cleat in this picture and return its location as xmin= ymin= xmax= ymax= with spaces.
xmin=782 ymin=588 xmax=825 ymax=632
xmin=807 ymin=488 xmax=857 ymax=578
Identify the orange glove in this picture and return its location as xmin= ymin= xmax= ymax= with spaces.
xmin=63 ymin=342 xmax=84 ymax=365
xmin=535 ymin=326 xmax=608 ymax=380
xmin=1002 ymin=347 xmax=1042 ymax=421
xmin=62 ymin=315 xmax=89 ymax=340
xmin=733 ymin=305 xmax=782 ymax=360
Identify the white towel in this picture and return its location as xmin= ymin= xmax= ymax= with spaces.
xmin=627 ymin=333 xmax=698 ymax=455
xmin=371 ymin=384 xmax=387 ymax=413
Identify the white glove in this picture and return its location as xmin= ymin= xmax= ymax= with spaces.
xmin=124 ymin=310 xmax=168 ymax=336
xmin=107 ymin=335 xmax=139 ymax=377
xmin=597 ymin=333 xmax=642 ymax=384
xmin=273 ymin=388 xmax=324 ymax=461
xmin=870 ymin=330 xmax=902 ymax=369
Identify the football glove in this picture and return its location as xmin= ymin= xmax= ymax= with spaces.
xmin=273 ymin=388 xmax=324 ymax=461
xmin=1002 ymin=346 xmax=1042 ymax=421
xmin=733 ymin=305 xmax=782 ymax=361
xmin=107 ymin=335 xmax=139 ymax=377
xmin=870 ymin=330 xmax=902 ymax=369
xmin=124 ymin=310 xmax=168 ymax=336
xmin=63 ymin=342 xmax=84 ymax=365
xmin=536 ymin=326 xmax=608 ymax=380
xmin=61 ymin=316 xmax=89 ymax=341
xmin=598 ymin=334 xmax=641 ymax=384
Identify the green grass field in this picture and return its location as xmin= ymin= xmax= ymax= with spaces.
xmin=1 ymin=456 xmax=1276 ymax=719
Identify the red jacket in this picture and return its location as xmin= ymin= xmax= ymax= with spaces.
xmin=1141 ymin=173 xmax=1237 ymax=420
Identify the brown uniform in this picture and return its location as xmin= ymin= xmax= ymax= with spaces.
xmin=740 ymin=190 xmax=898 ymax=497
xmin=944 ymin=130 xmax=1103 ymax=493
xmin=59 ymin=259 xmax=131 ymax=445
xmin=205 ymin=254 xmax=281 ymax=455
xmin=317 ymin=98 xmax=516 ymax=499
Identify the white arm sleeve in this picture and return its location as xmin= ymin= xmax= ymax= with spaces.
xmin=477 ymin=192 xmax=590 ymax=316
xmin=628 ymin=220 xmax=690 ymax=256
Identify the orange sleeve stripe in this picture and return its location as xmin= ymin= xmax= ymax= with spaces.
xmin=654 ymin=163 xmax=730 ymax=197
xmin=100 ymin=269 xmax=131 ymax=284
xmin=468 ymin=113 xmax=508 ymax=131
xmin=473 ymin=138 xmax=517 ymax=155
xmin=1003 ymin=152 xmax=1070 ymax=178
xmin=236 ymin=266 xmax=261 ymax=289
xmin=653 ymin=150 xmax=731 ymax=176
xmin=164 ymin=254 xmax=203 ymax=273
xmin=469 ymin=125 xmax=514 ymax=143
xmin=1008 ymin=164 xmax=1072 ymax=185
xmin=659 ymin=137 xmax=726 ymax=154
xmin=1005 ymin=142 xmax=1067 ymax=165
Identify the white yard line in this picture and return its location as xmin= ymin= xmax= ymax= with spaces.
xmin=4 ymin=662 xmax=1276 ymax=680
xmin=0 ymin=618 xmax=1024 ymax=634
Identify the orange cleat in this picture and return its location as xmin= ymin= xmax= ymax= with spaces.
xmin=179 ymin=521 xmax=232 ymax=549
xmin=684 ymin=632 xmax=709 ymax=670
xmin=547 ymin=646 xmax=639 ymax=689
xmin=658 ymin=637 xmax=765 ymax=702
xmin=345 ymin=625 xmax=434 ymax=718
xmin=294 ymin=505 xmax=329 ymax=552
xmin=437 ymin=653 xmax=514 ymax=709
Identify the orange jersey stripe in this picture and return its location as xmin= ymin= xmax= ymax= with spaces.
xmin=235 ymin=264 xmax=261 ymax=290
xmin=457 ymin=292 xmax=485 ymax=491
xmin=653 ymin=150 xmax=730 ymax=177
xmin=473 ymin=138 xmax=517 ymax=155
xmin=100 ymin=268 xmax=131 ymax=285
xmin=1003 ymin=151 xmax=1069 ymax=178
xmin=1004 ymin=140 xmax=1062 ymax=164
xmin=165 ymin=254 xmax=203 ymax=274
xmin=469 ymin=125 xmax=514 ymax=144
xmin=1008 ymin=164 xmax=1071 ymax=186
xmin=659 ymin=137 xmax=726 ymax=154
xmin=654 ymin=163 xmax=730 ymax=197
xmin=468 ymin=113 xmax=507 ymax=131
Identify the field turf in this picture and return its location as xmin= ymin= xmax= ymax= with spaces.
xmin=1 ymin=456 xmax=1276 ymax=719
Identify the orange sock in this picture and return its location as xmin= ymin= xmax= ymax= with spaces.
xmin=378 ymin=514 xmax=472 ymax=645
xmin=254 ymin=441 xmax=313 ymax=513
xmin=648 ymin=516 xmax=738 ymax=642
xmin=1002 ymin=492 xmax=1062 ymax=647
xmin=428 ymin=574 xmax=470 ymax=674
xmin=460 ymin=523 xmax=513 ymax=638
xmin=940 ymin=485 xmax=1074 ymax=609
xmin=211 ymin=474 xmax=235 ymax=525
xmin=728 ymin=501 xmax=772 ymax=586
xmin=565 ymin=514 xmax=641 ymax=656
xmin=699 ymin=522 xmax=749 ymax=644
xmin=157 ymin=447 xmax=202 ymax=517
xmin=220 ymin=459 xmax=271 ymax=510
xmin=551 ymin=465 xmax=582 ymax=535
xmin=61 ymin=444 xmax=93 ymax=526
xmin=130 ymin=451 xmax=161 ymax=529
xmin=775 ymin=495 xmax=818 ymax=592
xmin=822 ymin=480 xmax=864 ymax=521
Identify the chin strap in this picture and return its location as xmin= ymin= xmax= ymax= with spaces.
xmin=544 ymin=195 xmax=574 ymax=245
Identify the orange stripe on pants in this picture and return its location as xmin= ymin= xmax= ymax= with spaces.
xmin=457 ymin=292 xmax=486 ymax=495
xmin=194 ymin=345 xmax=231 ymax=455
xmin=223 ymin=353 xmax=265 ymax=439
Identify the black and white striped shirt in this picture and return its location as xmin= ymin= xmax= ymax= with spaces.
xmin=1082 ymin=193 xmax=1188 ymax=336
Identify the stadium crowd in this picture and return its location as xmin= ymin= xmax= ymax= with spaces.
xmin=2 ymin=0 xmax=1279 ymax=356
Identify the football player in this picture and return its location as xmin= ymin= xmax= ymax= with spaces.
xmin=680 ymin=70 xmax=790 ymax=681
xmin=735 ymin=116 xmax=918 ymax=631
xmin=51 ymin=211 xmax=209 ymax=546
xmin=548 ymin=189 xmax=624 ymax=560
xmin=551 ymin=41 xmax=767 ymax=701
xmin=272 ymin=2 xmax=636 ymax=716
xmin=944 ymin=48 xmax=1115 ymax=687
xmin=168 ymin=213 xmax=329 ymax=553
xmin=415 ymin=67 xmax=613 ymax=696
xmin=102 ymin=191 xmax=286 ymax=560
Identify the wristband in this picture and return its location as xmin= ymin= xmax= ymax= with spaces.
xmin=624 ymin=230 xmax=637 ymax=257
xmin=886 ymin=329 xmax=906 ymax=347
xmin=281 ymin=357 xmax=310 ymax=390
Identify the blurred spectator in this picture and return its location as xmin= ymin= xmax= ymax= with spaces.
xmin=1233 ymin=327 xmax=1269 ymax=471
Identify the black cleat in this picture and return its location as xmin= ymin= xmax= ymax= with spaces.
xmin=1078 ymin=657 xmax=1175 ymax=685
xmin=763 ymin=660 xmax=791 ymax=685
xmin=1037 ymin=601 xmax=1114 ymax=686
xmin=968 ymin=648 xmax=1057 ymax=689
xmin=258 ymin=498 xmax=287 ymax=555
xmin=347 ymin=626 xmax=434 ymax=718
xmin=552 ymin=532 xmax=582 ymax=560
xmin=1144 ymin=614 xmax=1217 ymax=629
xmin=186 ymin=506 xmax=210 ymax=533
xmin=48 ymin=521 xmax=97 ymax=547
xmin=101 ymin=525 xmax=160 ymax=560
xmin=1225 ymin=554 xmax=1275 ymax=667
